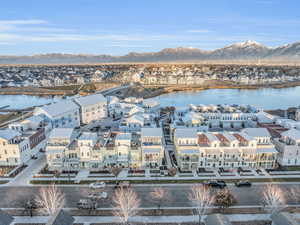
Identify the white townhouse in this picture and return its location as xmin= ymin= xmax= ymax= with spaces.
xmin=242 ymin=128 xmax=272 ymax=145
xmin=46 ymin=130 xmax=143 ymax=171
xmin=77 ymin=132 xmax=98 ymax=168
xmin=174 ymin=128 xmax=277 ymax=171
xmin=73 ymin=93 xmax=107 ymax=125
xmin=34 ymin=100 xmax=80 ymax=128
xmin=46 ymin=128 xmax=75 ymax=170
xmin=141 ymin=128 xmax=165 ymax=168
xmin=142 ymin=99 xmax=160 ymax=113
xmin=273 ymin=129 xmax=300 ymax=166
xmin=0 ymin=129 xmax=31 ymax=166
xmin=119 ymin=114 xmax=144 ymax=132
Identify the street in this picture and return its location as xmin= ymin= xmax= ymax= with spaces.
xmin=0 ymin=183 xmax=298 ymax=209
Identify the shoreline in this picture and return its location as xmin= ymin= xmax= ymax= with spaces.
xmin=139 ymin=80 xmax=300 ymax=99
xmin=1 ymin=80 xmax=300 ymax=98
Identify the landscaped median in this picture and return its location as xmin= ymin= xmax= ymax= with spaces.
xmin=29 ymin=177 xmax=300 ymax=185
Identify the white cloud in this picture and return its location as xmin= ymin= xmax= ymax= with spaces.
xmin=0 ymin=19 xmax=47 ymax=25
xmin=186 ymin=29 xmax=211 ymax=33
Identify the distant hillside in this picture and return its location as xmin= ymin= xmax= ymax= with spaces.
xmin=1 ymin=40 xmax=300 ymax=64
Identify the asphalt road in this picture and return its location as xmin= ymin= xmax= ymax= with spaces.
xmin=0 ymin=183 xmax=299 ymax=209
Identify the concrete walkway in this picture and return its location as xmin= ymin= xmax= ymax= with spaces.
xmin=118 ymin=168 xmax=128 ymax=178
xmin=11 ymin=213 xmax=300 ymax=224
xmin=75 ymin=169 xmax=90 ymax=183
xmin=7 ymin=153 xmax=46 ymax=186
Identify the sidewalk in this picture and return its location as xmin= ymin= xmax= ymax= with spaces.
xmin=11 ymin=213 xmax=300 ymax=224
xmin=75 ymin=169 xmax=90 ymax=183
xmin=7 ymin=153 xmax=46 ymax=186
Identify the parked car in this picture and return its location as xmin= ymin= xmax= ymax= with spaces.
xmin=205 ymin=180 xmax=227 ymax=188
xmin=89 ymin=181 xmax=106 ymax=189
xmin=77 ymin=199 xmax=97 ymax=209
xmin=235 ymin=180 xmax=252 ymax=187
xmin=114 ymin=181 xmax=131 ymax=189
xmin=88 ymin=191 xmax=108 ymax=199
xmin=31 ymin=155 xmax=38 ymax=160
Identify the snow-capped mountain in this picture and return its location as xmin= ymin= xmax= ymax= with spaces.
xmin=210 ymin=40 xmax=270 ymax=59
xmin=1 ymin=40 xmax=300 ymax=64
xmin=267 ymin=41 xmax=300 ymax=58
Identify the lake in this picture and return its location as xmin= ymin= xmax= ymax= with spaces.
xmin=0 ymin=95 xmax=59 ymax=109
xmin=1 ymin=86 xmax=300 ymax=110
xmin=151 ymin=86 xmax=300 ymax=110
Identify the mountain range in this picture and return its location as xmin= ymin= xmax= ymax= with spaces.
xmin=1 ymin=40 xmax=300 ymax=64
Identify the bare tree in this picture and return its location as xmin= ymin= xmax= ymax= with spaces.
xmin=214 ymin=189 xmax=236 ymax=212
xmin=168 ymin=167 xmax=177 ymax=177
xmin=113 ymin=187 xmax=140 ymax=225
xmin=111 ymin=167 xmax=122 ymax=184
xmin=290 ymin=187 xmax=300 ymax=208
xmin=35 ymin=184 xmax=65 ymax=216
xmin=150 ymin=187 xmax=170 ymax=214
xmin=188 ymin=184 xmax=214 ymax=225
xmin=262 ymin=184 xmax=285 ymax=214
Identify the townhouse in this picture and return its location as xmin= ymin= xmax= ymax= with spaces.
xmin=46 ymin=128 xmax=76 ymax=170
xmin=119 ymin=114 xmax=145 ymax=132
xmin=34 ymin=100 xmax=80 ymax=128
xmin=0 ymin=129 xmax=31 ymax=166
xmin=73 ymin=93 xmax=107 ymax=124
xmin=273 ymin=129 xmax=300 ymax=166
xmin=46 ymin=129 xmax=147 ymax=171
xmin=174 ymin=128 xmax=277 ymax=171
xmin=0 ymin=115 xmax=51 ymax=166
xmin=141 ymin=128 xmax=165 ymax=168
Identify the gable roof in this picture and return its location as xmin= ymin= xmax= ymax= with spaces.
xmin=74 ymin=93 xmax=106 ymax=107
xmin=0 ymin=209 xmax=14 ymax=225
xmin=35 ymin=100 xmax=79 ymax=118
xmin=126 ymin=114 xmax=144 ymax=124
xmin=49 ymin=128 xmax=74 ymax=140
xmin=242 ymin=128 xmax=271 ymax=138
xmin=46 ymin=209 xmax=74 ymax=225
xmin=141 ymin=127 xmax=163 ymax=137
xmin=175 ymin=128 xmax=197 ymax=139
xmin=281 ymin=129 xmax=300 ymax=140
xmin=0 ymin=129 xmax=21 ymax=140
xmin=205 ymin=214 xmax=232 ymax=225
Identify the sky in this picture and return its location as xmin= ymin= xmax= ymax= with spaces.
xmin=0 ymin=0 xmax=300 ymax=55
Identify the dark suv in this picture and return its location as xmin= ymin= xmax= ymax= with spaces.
xmin=235 ymin=180 xmax=252 ymax=187
xmin=205 ymin=180 xmax=227 ymax=188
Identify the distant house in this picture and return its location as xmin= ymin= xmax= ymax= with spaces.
xmin=143 ymin=99 xmax=160 ymax=113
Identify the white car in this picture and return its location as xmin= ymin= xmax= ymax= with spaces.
xmin=89 ymin=181 xmax=106 ymax=189
xmin=88 ymin=191 xmax=108 ymax=199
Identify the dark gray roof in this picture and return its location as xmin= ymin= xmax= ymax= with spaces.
xmin=46 ymin=209 xmax=74 ymax=225
xmin=271 ymin=212 xmax=300 ymax=225
xmin=0 ymin=209 xmax=14 ymax=225
xmin=205 ymin=214 xmax=232 ymax=225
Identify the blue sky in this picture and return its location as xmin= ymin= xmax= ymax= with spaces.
xmin=0 ymin=0 xmax=299 ymax=55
